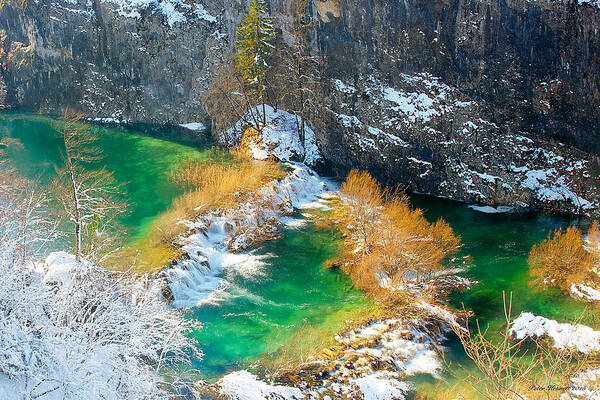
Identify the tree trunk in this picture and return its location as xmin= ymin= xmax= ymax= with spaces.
xmin=66 ymin=147 xmax=82 ymax=262
xmin=75 ymin=219 xmax=81 ymax=262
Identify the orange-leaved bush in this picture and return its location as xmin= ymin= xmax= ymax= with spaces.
xmin=529 ymin=221 xmax=600 ymax=295
xmin=331 ymin=170 xmax=461 ymax=301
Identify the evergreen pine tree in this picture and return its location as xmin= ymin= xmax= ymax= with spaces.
xmin=235 ymin=0 xmax=275 ymax=126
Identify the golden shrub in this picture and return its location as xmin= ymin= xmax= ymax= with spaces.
xmin=529 ymin=222 xmax=600 ymax=293
xmin=329 ymin=169 xmax=461 ymax=305
xmin=125 ymin=151 xmax=285 ymax=272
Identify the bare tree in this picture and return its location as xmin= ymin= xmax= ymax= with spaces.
xmin=0 ymin=173 xmax=201 ymax=399
xmin=272 ymin=0 xmax=321 ymax=142
xmin=203 ymin=55 xmax=263 ymax=134
xmin=449 ymin=292 xmax=590 ymax=400
xmin=52 ymin=110 xmax=126 ymax=262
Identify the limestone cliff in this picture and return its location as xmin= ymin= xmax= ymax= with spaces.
xmin=1 ymin=0 xmax=599 ymax=215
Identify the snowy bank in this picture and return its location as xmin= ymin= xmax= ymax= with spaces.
xmin=571 ymin=283 xmax=600 ymax=302
xmin=468 ymin=205 xmax=516 ymax=214
xmin=179 ymin=122 xmax=207 ymax=132
xmin=219 ymin=371 xmax=304 ymax=400
xmin=511 ymin=312 xmax=600 ymax=353
xmin=165 ymin=163 xmax=334 ymax=308
xmin=214 ymin=317 xmax=447 ymax=400
xmin=219 ymin=105 xmax=322 ymax=167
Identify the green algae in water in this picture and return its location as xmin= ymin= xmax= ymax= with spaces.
xmin=187 ymin=221 xmax=374 ymax=379
xmin=0 ymin=111 xmax=221 ymax=242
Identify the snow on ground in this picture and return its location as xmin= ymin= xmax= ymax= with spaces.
xmin=179 ymin=122 xmax=206 ymax=132
xmin=219 ymin=371 xmax=304 ymax=400
xmin=166 ymin=163 xmax=332 ymax=308
xmin=564 ymin=368 xmax=600 ymax=399
xmin=1 ymin=252 xmax=198 ymax=399
xmin=317 ymin=317 xmax=444 ymax=399
xmin=468 ymin=205 xmax=515 ymax=214
xmin=571 ymin=283 xmax=600 ymax=301
xmin=216 ymin=317 xmax=448 ymax=400
xmin=352 ymin=371 xmax=409 ymax=400
xmin=511 ymin=312 xmax=600 ymax=353
xmin=220 ymin=105 xmax=322 ymax=167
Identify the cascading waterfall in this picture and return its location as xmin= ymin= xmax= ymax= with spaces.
xmin=165 ymin=163 xmax=336 ymax=309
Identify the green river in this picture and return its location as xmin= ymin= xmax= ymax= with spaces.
xmin=0 ymin=112 xmax=595 ymax=394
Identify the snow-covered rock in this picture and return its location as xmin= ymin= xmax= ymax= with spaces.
xmin=219 ymin=371 xmax=304 ymax=400
xmin=468 ymin=205 xmax=516 ymax=214
xmin=101 ymin=0 xmax=218 ymax=26
xmin=102 ymin=0 xmax=187 ymax=26
xmin=179 ymin=122 xmax=207 ymax=132
xmin=571 ymin=283 xmax=600 ymax=302
xmin=220 ymin=105 xmax=322 ymax=167
xmin=563 ymin=368 xmax=600 ymax=400
xmin=352 ymin=371 xmax=409 ymax=400
xmin=511 ymin=312 xmax=600 ymax=354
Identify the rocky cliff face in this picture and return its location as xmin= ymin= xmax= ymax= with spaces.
xmin=1 ymin=0 xmax=599 ymax=216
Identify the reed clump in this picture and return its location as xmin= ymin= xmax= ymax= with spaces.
xmin=328 ymin=170 xmax=462 ymax=305
xmin=124 ymin=148 xmax=285 ymax=272
xmin=529 ymin=221 xmax=600 ymax=296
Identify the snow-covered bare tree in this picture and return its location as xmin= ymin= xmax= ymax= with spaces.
xmin=273 ymin=0 xmax=320 ymax=143
xmin=0 ymin=158 xmax=202 ymax=399
xmin=52 ymin=110 xmax=127 ymax=262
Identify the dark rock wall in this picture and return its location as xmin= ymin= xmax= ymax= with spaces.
xmin=1 ymin=0 xmax=599 ymax=215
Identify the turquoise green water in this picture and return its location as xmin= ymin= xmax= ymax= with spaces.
xmin=2 ymin=113 xmax=595 ymax=393
xmin=188 ymin=221 xmax=373 ymax=379
xmin=0 ymin=112 xmax=217 ymax=241
xmin=409 ymin=195 xmax=591 ymax=325
xmin=0 ymin=112 xmax=373 ymax=381
xmin=408 ymin=195 xmax=595 ymax=397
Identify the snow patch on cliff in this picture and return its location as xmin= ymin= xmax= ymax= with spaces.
xmin=102 ymin=0 xmax=216 ymax=26
xmin=524 ymin=0 xmax=600 ymax=9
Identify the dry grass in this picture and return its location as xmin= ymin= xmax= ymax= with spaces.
xmin=326 ymin=170 xmax=461 ymax=306
xmin=121 ymin=148 xmax=285 ymax=273
xmin=529 ymin=221 xmax=600 ymax=295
